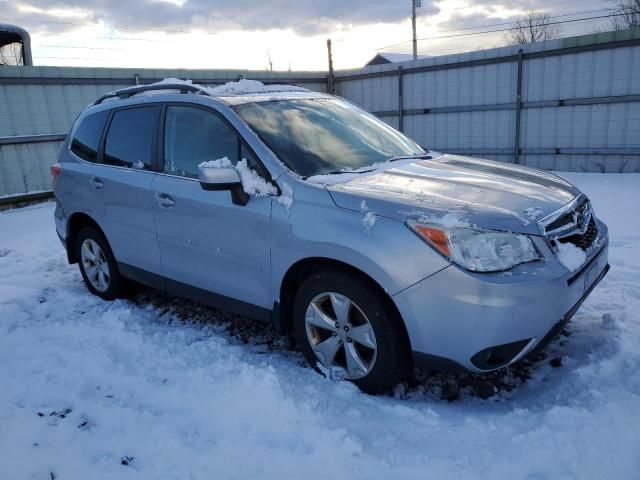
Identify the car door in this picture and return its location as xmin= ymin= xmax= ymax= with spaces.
xmin=82 ymin=105 xmax=163 ymax=281
xmin=151 ymin=104 xmax=273 ymax=315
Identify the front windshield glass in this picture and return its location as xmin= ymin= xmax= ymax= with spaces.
xmin=233 ymin=98 xmax=424 ymax=177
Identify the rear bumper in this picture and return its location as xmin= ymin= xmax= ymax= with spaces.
xmin=396 ymin=225 xmax=610 ymax=373
xmin=53 ymin=198 xmax=72 ymax=262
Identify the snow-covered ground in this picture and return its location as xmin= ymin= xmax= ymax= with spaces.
xmin=1 ymin=172 xmax=639 ymax=479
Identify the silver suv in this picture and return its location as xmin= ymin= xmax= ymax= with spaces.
xmin=53 ymin=80 xmax=609 ymax=393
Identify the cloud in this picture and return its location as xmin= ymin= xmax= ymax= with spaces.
xmin=8 ymin=0 xmax=440 ymax=36
xmin=424 ymin=0 xmax=607 ymax=45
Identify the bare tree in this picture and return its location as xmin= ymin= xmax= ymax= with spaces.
xmin=265 ymin=49 xmax=273 ymax=71
xmin=610 ymin=0 xmax=640 ymax=30
xmin=504 ymin=10 xmax=560 ymax=45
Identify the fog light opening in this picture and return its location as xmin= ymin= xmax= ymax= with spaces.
xmin=471 ymin=338 xmax=535 ymax=371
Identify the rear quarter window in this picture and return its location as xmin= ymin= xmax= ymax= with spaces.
xmin=70 ymin=110 xmax=109 ymax=162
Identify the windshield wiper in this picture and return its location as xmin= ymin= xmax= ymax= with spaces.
xmin=387 ymin=153 xmax=432 ymax=162
xmin=302 ymin=168 xmax=374 ymax=179
xmin=302 ymin=153 xmax=432 ymax=179
xmin=326 ymin=168 xmax=375 ymax=175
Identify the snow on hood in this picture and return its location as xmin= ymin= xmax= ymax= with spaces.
xmin=319 ymin=154 xmax=581 ymax=235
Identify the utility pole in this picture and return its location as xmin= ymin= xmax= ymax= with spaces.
xmin=327 ymin=38 xmax=335 ymax=94
xmin=412 ymin=0 xmax=418 ymax=61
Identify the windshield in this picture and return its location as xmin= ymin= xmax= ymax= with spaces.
xmin=233 ymin=98 xmax=425 ymax=177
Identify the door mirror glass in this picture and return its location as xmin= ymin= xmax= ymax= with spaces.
xmin=198 ymin=166 xmax=249 ymax=206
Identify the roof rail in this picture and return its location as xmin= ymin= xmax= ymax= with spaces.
xmin=93 ymin=83 xmax=211 ymax=105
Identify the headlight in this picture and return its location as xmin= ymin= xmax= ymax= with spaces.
xmin=407 ymin=221 xmax=540 ymax=272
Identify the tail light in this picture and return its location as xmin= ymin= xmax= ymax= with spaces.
xmin=51 ymin=163 xmax=62 ymax=189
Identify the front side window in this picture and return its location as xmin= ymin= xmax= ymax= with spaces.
xmin=70 ymin=110 xmax=109 ymax=162
xmin=233 ymin=98 xmax=424 ymax=177
xmin=104 ymin=107 xmax=158 ymax=169
xmin=163 ymin=106 xmax=240 ymax=178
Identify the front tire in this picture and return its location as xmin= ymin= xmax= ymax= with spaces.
xmin=76 ymin=227 xmax=126 ymax=300
xmin=293 ymin=269 xmax=410 ymax=394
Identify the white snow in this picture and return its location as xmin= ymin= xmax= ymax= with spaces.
xmin=276 ymin=181 xmax=294 ymax=212
xmin=206 ymin=78 xmax=307 ymax=96
xmin=305 ymin=171 xmax=366 ymax=185
xmin=305 ymin=157 xmax=435 ymax=185
xmin=403 ymin=210 xmax=471 ymax=229
xmin=135 ymin=77 xmax=194 ymax=97
xmin=199 ymin=157 xmax=278 ymax=197
xmin=360 ymin=200 xmax=376 ymax=233
xmin=1 ymin=172 xmax=639 ymax=479
xmin=555 ymin=241 xmax=588 ymax=271
xmin=524 ymin=206 xmax=544 ymax=222
xmin=138 ymin=77 xmax=307 ymax=98
xmin=198 ymin=157 xmax=233 ymax=169
xmin=234 ymin=159 xmax=278 ymax=197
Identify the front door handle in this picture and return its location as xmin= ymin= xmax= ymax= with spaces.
xmin=154 ymin=192 xmax=175 ymax=208
xmin=89 ymin=177 xmax=103 ymax=189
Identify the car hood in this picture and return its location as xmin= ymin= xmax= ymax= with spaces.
xmin=324 ymin=154 xmax=581 ymax=235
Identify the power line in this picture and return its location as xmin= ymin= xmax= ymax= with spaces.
xmin=0 ymin=16 xmax=221 ymax=36
xmin=0 ymin=0 xmax=596 ymax=39
xmin=424 ymin=7 xmax=615 ymax=35
xmin=34 ymin=56 xmax=113 ymax=61
xmin=1 ymin=5 xmax=624 ymax=65
xmin=0 ymin=2 xmax=618 ymax=48
xmin=448 ymin=0 xmax=607 ymax=14
xmin=37 ymin=44 xmax=125 ymax=50
xmin=34 ymin=33 xmax=166 ymax=42
xmin=376 ymin=12 xmax=622 ymax=51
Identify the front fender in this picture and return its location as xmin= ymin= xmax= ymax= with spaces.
xmin=269 ymin=179 xmax=450 ymax=305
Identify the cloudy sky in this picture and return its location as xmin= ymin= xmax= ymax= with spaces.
xmin=2 ymin=0 xmax=613 ymax=70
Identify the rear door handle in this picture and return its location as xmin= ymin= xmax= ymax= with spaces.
xmin=154 ymin=192 xmax=175 ymax=208
xmin=89 ymin=177 xmax=103 ymax=189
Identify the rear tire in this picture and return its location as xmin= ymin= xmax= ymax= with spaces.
xmin=293 ymin=269 xmax=410 ymax=394
xmin=76 ymin=227 xmax=127 ymax=300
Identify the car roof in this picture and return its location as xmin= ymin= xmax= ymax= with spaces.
xmin=88 ymin=79 xmax=333 ymax=111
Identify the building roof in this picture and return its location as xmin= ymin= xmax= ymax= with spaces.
xmin=365 ymin=52 xmax=431 ymax=66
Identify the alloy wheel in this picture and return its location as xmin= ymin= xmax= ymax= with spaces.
xmin=304 ymin=292 xmax=377 ymax=379
xmin=80 ymin=239 xmax=110 ymax=292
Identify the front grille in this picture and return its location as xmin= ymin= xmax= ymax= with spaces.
xmin=558 ymin=217 xmax=598 ymax=250
xmin=545 ymin=209 xmax=575 ymax=233
xmin=544 ymin=197 xmax=590 ymax=235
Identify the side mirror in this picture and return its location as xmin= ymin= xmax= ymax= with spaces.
xmin=198 ymin=166 xmax=249 ymax=206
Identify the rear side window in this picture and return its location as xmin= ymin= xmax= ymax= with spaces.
xmin=163 ymin=106 xmax=239 ymax=178
xmin=104 ymin=107 xmax=158 ymax=170
xmin=70 ymin=110 xmax=108 ymax=162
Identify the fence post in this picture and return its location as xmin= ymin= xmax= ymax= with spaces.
xmin=398 ymin=66 xmax=404 ymax=132
xmin=513 ymin=49 xmax=523 ymax=164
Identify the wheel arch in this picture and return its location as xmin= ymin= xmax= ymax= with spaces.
xmin=66 ymin=212 xmax=107 ymax=264
xmin=276 ymin=257 xmax=411 ymax=350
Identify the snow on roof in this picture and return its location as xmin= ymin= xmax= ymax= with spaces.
xmin=151 ymin=77 xmax=308 ymax=97
xmin=209 ymin=79 xmax=308 ymax=96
